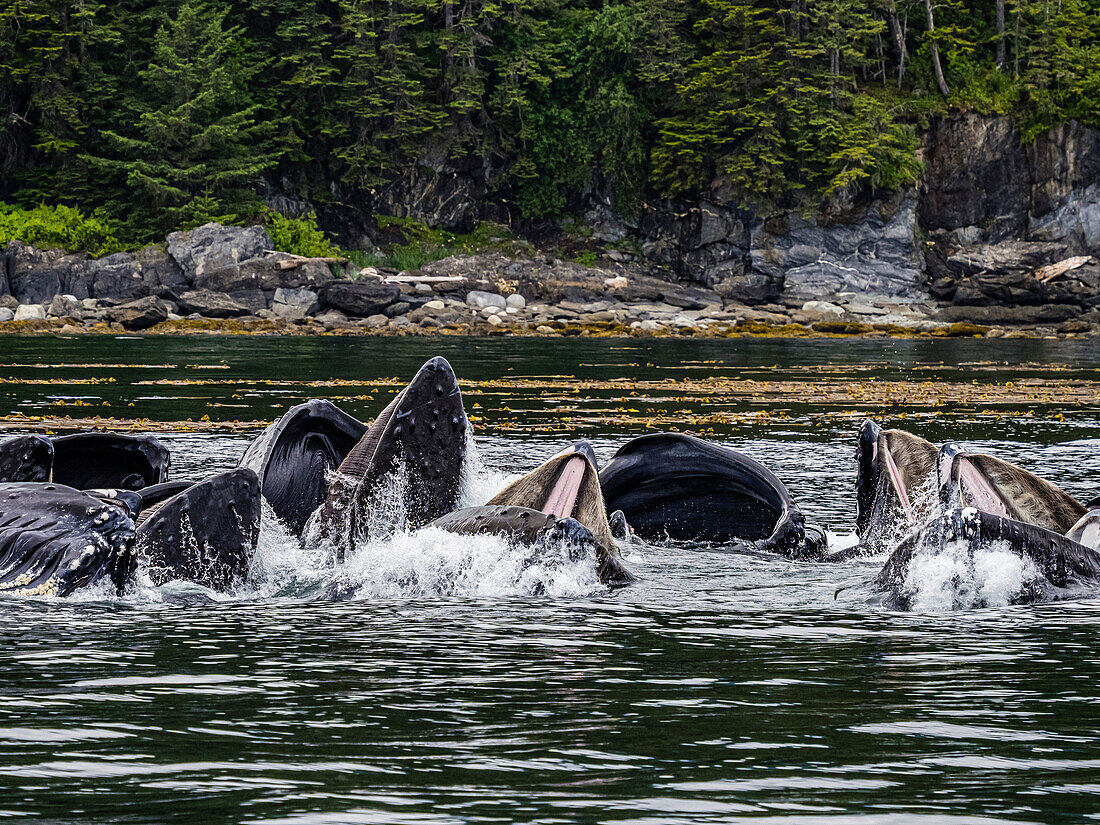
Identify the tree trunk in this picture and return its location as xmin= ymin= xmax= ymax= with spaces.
xmin=1013 ymin=0 xmax=1021 ymax=76
xmin=996 ymin=0 xmax=1006 ymax=69
xmin=924 ymin=0 xmax=949 ymax=95
xmin=886 ymin=1 xmax=908 ymax=89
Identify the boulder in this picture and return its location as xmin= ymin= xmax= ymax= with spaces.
xmin=939 ymin=240 xmax=1100 ymax=307
xmin=934 ymin=304 xmax=1080 ymax=324
xmin=166 ymin=223 xmax=271 ymax=280
xmin=0 ymin=308 xmax=13 ymax=322
xmin=84 ymin=252 xmax=147 ymax=301
xmin=466 ymin=290 xmax=507 ymax=309
xmin=0 ymin=246 xmax=9 ymax=297
xmin=272 ymin=287 xmax=320 ymax=321
xmin=318 ymin=280 xmax=401 ymax=317
xmin=802 ymin=300 xmax=844 ymax=316
xmin=47 ymin=294 xmax=82 ymax=318
xmin=107 ymin=296 xmax=168 ymax=330
xmin=13 ymin=304 xmax=46 ymax=321
xmin=175 ymin=289 xmax=251 ymax=318
xmin=86 ymin=247 xmax=187 ymax=301
xmin=6 ymin=241 xmax=91 ymax=303
xmin=228 ymin=289 xmax=268 ymax=314
xmin=193 ymin=251 xmax=335 ymax=293
xmin=714 ymin=271 xmax=777 ymax=304
xmin=316 ymin=310 xmax=349 ymax=329
xmin=384 ymin=300 xmax=412 ymax=318
xmin=506 ymin=294 xmax=526 ymax=310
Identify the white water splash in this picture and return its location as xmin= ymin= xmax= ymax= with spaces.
xmin=901 ymin=538 xmax=1042 ymax=611
xmin=458 ymin=428 xmax=519 ymax=507
xmin=868 ymin=470 xmax=944 ymax=555
xmin=328 ymin=526 xmax=600 ymax=599
xmin=249 ymin=499 xmax=336 ymax=594
xmin=249 ymin=444 xmax=602 ymax=601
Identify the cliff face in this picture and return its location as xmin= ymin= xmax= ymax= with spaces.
xmin=627 ymin=112 xmax=1100 ymax=307
xmin=309 ymin=112 xmax=1099 ymax=309
xmin=920 ymin=115 xmax=1100 ymax=308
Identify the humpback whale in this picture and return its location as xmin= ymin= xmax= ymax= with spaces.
xmin=487 ymin=440 xmax=615 ymax=549
xmin=0 ymin=435 xmax=54 ymax=483
xmin=600 ymin=433 xmax=826 ymax=558
xmin=936 ymin=442 xmax=1086 ymax=534
xmin=855 ymin=420 xmax=938 ymax=544
xmin=134 ymin=469 xmax=261 ymax=590
xmin=0 ymin=482 xmax=135 ymax=597
xmin=427 ymin=505 xmax=635 ymax=586
xmin=876 ymin=506 xmax=1100 ymax=609
xmin=428 ymin=440 xmax=635 ymax=585
xmin=314 ymin=357 xmax=468 ymax=551
xmin=51 ymin=432 xmax=170 ymax=491
xmin=239 ymin=399 xmax=367 ymax=534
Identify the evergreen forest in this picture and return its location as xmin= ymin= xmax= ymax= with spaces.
xmin=2 ymin=0 xmax=1098 ymax=243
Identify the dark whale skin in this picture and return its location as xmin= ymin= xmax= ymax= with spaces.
xmin=134 ymin=468 xmax=261 ymax=590
xmin=318 ymin=357 xmax=469 ymax=549
xmin=51 ymin=433 xmax=170 ymax=491
xmin=0 ymin=482 xmax=135 ymax=597
xmin=0 ymin=435 xmax=54 ymax=483
xmin=876 ymin=507 xmax=1100 ymax=609
xmin=428 ymin=504 xmax=635 ymax=586
xmin=600 ymin=432 xmax=825 ymax=558
xmin=239 ymin=399 xmax=367 ymax=534
xmin=854 ymin=420 xmax=938 ymax=545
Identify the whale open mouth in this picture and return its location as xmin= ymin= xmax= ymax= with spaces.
xmin=541 ymin=455 xmax=587 ymax=519
xmin=882 ymin=442 xmax=914 ymax=521
xmin=954 ymin=455 xmax=1013 ymax=518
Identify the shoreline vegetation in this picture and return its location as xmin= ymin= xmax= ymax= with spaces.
xmin=2 ymin=0 xmax=1098 ymax=243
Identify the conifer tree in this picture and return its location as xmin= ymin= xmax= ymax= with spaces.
xmin=0 ymin=0 xmax=108 ymax=186
xmin=84 ymin=0 xmax=274 ymax=237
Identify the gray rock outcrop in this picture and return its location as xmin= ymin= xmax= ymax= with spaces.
xmin=192 ymin=251 xmax=335 ymax=293
xmin=87 ymin=247 xmax=185 ymax=301
xmin=175 ymin=289 xmax=252 ymax=318
xmin=752 ymin=193 xmax=924 ymax=301
xmin=6 ymin=242 xmax=91 ymax=303
xmin=166 ymin=223 xmax=271 ymax=281
xmin=272 ymin=287 xmax=320 ymax=320
xmin=107 ymin=296 xmax=168 ymax=330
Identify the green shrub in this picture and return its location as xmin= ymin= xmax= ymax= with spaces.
xmin=0 ymin=203 xmax=121 ymax=256
xmin=347 ymin=217 xmax=522 ymax=273
xmin=264 ymin=210 xmax=341 ymax=258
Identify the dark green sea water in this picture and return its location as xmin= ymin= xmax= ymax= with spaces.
xmin=1 ymin=335 xmax=1098 ymax=824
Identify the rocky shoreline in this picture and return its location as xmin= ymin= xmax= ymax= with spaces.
xmin=2 ymin=215 xmax=1098 ymax=340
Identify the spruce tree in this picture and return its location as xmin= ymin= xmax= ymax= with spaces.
xmin=83 ymin=0 xmax=275 ymax=237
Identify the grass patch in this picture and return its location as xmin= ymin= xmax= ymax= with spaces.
xmin=348 ymin=216 xmax=529 ymax=274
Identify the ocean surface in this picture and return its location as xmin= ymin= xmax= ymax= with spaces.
xmin=1 ymin=334 xmax=1098 ymax=824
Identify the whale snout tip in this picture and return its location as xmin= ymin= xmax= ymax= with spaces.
xmin=569 ymin=440 xmax=598 ymax=468
xmin=422 ymin=355 xmax=456 ymax=375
